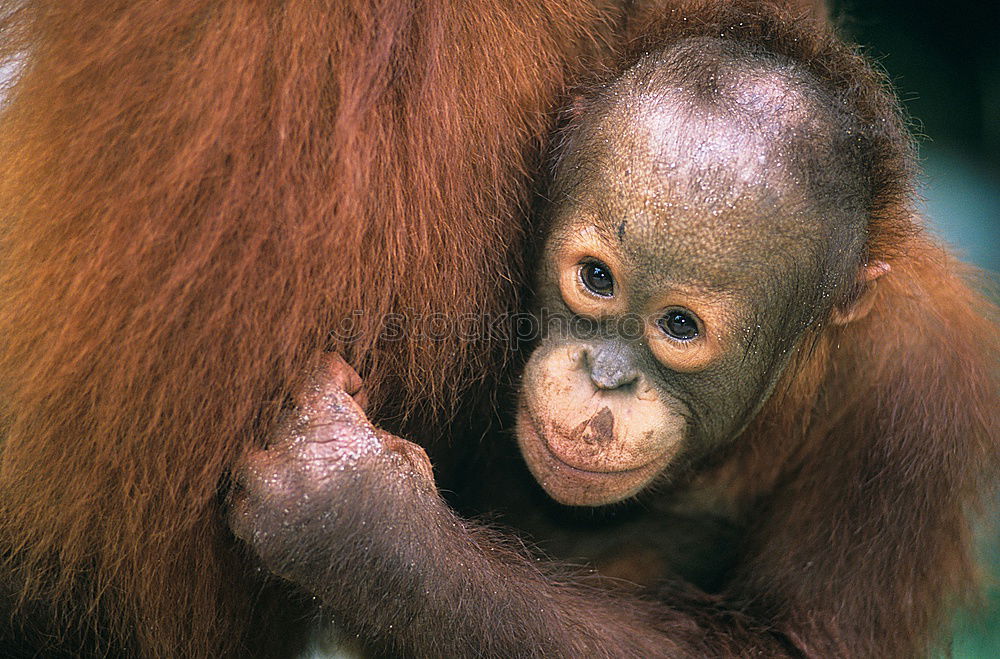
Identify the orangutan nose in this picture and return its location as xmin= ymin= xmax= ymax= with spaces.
xmin=582 ymin=343 xmax=640 ymax=391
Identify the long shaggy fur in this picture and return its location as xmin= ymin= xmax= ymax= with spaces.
xmin=726 ymin=240 xmax=999 ymax=657
xmin=0 ymin=1 xmax=625 ymax=655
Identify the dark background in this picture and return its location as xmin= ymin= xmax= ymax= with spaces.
xmin=836 ymin=0 xmax=998 ymax=272
xmin=835 ymin=2 xmax=998 ymax=656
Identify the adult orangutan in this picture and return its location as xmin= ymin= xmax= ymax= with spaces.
xmin=227 ymin=2 xmax=999 ymax=658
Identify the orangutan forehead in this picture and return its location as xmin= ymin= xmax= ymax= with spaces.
xmin=550 ymin=40 xmax=869 ymax=282
xmin=559 ymin=36 xmax=857 ymax=198
xmin=602 ymin=37 xmax=829 ymax=128
xmin=555 ymin=99 xmax=823 ymax=275
xmin=569 ymin=44 xmax=830 ymax=199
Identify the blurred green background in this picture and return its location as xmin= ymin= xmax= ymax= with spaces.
xmin=836 ymin=1 xmax=999 ymax=656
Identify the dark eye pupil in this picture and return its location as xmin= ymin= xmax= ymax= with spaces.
xmin=660 ymin=311 xmax=698 ymax=340
xmin=581 ymin=262 xmax=613 ymax=296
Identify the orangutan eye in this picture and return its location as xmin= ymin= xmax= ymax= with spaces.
xmin=658 ymin=308 xmax=700 ymax=340
xmin=579 ymin=260 xmax=614 ymax=297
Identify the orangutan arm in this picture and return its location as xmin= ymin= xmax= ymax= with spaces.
xmin=227 ymin=357 xmax=793 ymax=658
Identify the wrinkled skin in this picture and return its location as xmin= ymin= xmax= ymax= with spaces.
xmin=230 ymin=355 xmax=436 ymax=587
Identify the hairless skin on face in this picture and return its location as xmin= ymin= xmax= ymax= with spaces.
xmin=517 ymin=40 xmax=882 ymax=506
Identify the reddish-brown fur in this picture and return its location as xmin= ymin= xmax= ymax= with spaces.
xmin=0 ymin=1 xmax=993 ymax=658
xmin=687 ymin=238 xmax=999 ymax=656
xmin=0 ymin=1 xmax=629 ymax=655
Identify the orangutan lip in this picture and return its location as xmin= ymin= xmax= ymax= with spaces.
xmin=524 ymin=408 xmax=650 ymax=476
xmin=542 ymin=439 xmax=650 ymax=476
xmin=542 ymin=439 xmax=649 ymax=478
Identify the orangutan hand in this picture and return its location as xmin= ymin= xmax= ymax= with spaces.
xmin=227 ymin=353 xmax=436 ymax=586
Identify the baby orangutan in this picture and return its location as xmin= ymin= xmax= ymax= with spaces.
xmin=515 ymin=42 xmax=882 ymax=507
xmin=229 ymin=11 xmax=997 ymax=658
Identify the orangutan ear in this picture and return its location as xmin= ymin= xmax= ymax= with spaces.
xmin=830 ymin=261 xmax=890 ymax=325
